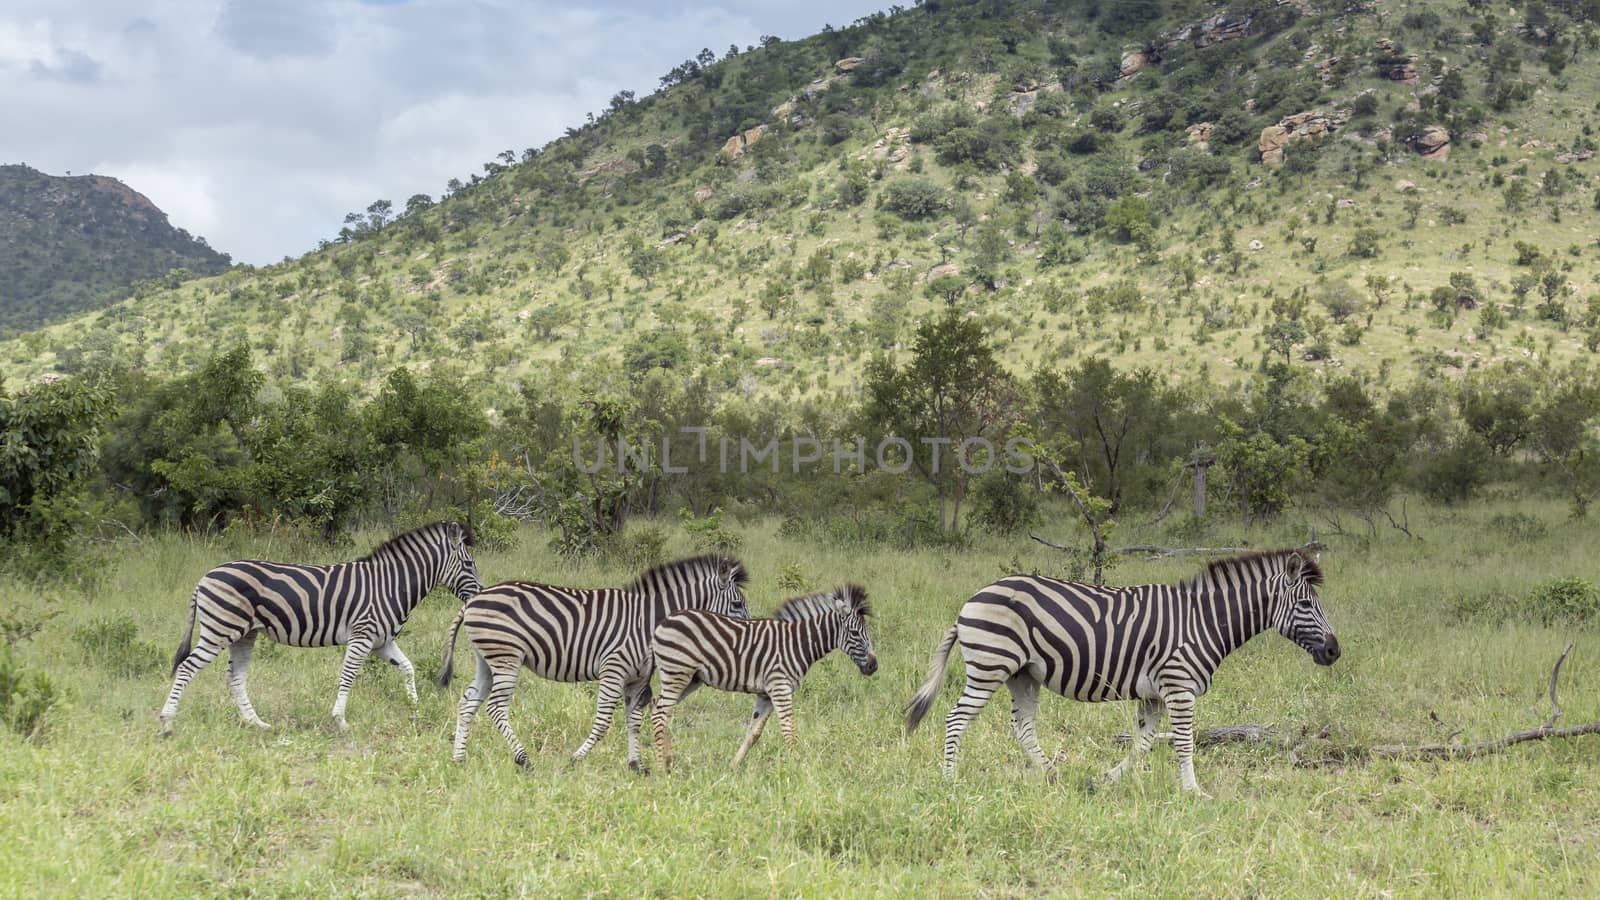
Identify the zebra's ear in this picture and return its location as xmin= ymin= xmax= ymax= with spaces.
xmin=1284 ymin=551 xmax=1306 ymax=581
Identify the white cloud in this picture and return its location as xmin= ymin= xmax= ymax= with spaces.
xmin=1 ymin=0 xmax=888 ymax=264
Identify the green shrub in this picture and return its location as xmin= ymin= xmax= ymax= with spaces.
xmin=604 ymin=523 xmax=668 ymax=571
xmin=1487 ymin=512 xmax=1548 ymax=542
xmin=879 ymin=178 xmax=947 ymax=221
xmin=73 ymin=615 xmax=165 ymax=676
xmin=1519 ymin=578 xmax=1599 ymax=626
xmin=679 ymin=507 xmax=743 ymax=555
xmin=0 ymin=644 xmax=61 ymax=741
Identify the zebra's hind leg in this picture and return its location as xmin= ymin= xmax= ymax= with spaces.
xmin=572 ymin=663 xmax=628 ymax=763
xmin=374 ymin=639 xmax=419 ymax=715
xmin=767 ymin=678 xmax=798 ymax=752
xmin=651 ymin=669 xmax=694 ymax=773
xmin=159 ymin=636 xmax=228 ymax=735
xmin=731 ymin=694 xmax=773 ymax=769
xmin=452 ymin=652 xmax=493 ymax=763
xmin=940 ymin=669 xmax=1004 ymax=779
xmin=330 ymin=634 xmax=376 ymax=730
xmin=227 ymin=632 xmax=271 ymax=730
xmin=1007 ymin=674 xmax=1055 ymax=780
xmin=1094 ymin=698 xmax=1162 ymax=792
xmin=1164 ymin=689 xmax=1211 ymax=799
xmin=623 ymin=678 xmax=653 ymax=774
xmin=483 ymin=662 xmax=530 ymax=768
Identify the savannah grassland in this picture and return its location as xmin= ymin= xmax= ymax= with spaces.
xmin=2 ymin=498 xmax=1597 ymax=897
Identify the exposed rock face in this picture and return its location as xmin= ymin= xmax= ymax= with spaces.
xmin=1258 ymin=109 xmax=1351 ymax=164
xmin=576 ymin=157 xmax=638 ymax=186
xmin=772 ymin=99 xmax=798 ymax=123
xmin=693 ymin=186 xmax=715 ymax=205
xmin=1120 ymin=50 xmax=1149 ymax=77
xmin=1119 ymin=12 xmax=1256 ymax=80
xmin=834 ymin=57 xmax=866 ymax=73
xmin=1414 ymin=125 xmax=1451 ymax=161
xmin=1556 ymin=149 xmax=1595 ymax=163
xmin=1187 ymin=121 xmax=1214 ymax=151
xmin=927 ymin=262 xmax=961 ymax=280
xmin=720 ymin=124 xmax=770 ymax=161
xmin=1373 ymin=38 xmax=1419 ymax=84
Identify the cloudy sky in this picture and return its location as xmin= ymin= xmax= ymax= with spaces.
xmin=2 ymin=0 xmax=887 ymax=265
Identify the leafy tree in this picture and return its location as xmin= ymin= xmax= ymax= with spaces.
xmin=1031 ymin=359 xmax=1188 ymax=508
xmin=880 ymin=178 xmax=947 ymax=220
xmin=1103 ymin=196 xmax=1155 ymax=246
xmin=861 ymin=309 xmax=1018 ymax=533
xmin=0 ymin=376 xmax=113 ymax=555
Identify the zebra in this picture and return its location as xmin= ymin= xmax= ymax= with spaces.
xmin=440 ymin=554 xmax=750 ymax=770
xmin=159 ymin=521 xmax=482 ymax=735
xmin=650 ymin=584 xmax=877 ymax=772
xmin=905 ymin=549 xmax=1339 ymax=797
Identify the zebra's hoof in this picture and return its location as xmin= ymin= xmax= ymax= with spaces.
xmin=333 ymin=717 xmax=350 ymax=732
xmin=627 ymin=760 xmax=650 ymax=776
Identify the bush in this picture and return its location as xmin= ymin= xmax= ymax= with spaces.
xmin=679 ymin=507 xmax=743 ymax=555
xmin=1519 ymin=578 xmax=1600 ymax=626
xmin=1411 ymin=431 xmax=1493 ymax=503
xmin=73 ymin=615 xmax=165 ymax=676
xmin=879 ymin=178 xmax=947 ymax=220
xmin=1 ymin=644 xmax=62 ymax=741
xmin=1488 ymin=512 xmax=1548 ymax=543
xmin=604 ymin=523 xmax=668 ymax=571
xmin=968 ymin=472 xmax=1041 ymax=534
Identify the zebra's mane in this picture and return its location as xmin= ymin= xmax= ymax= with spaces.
xmin=627 ymin=554 xmax=748 ymax=592
xmin=772 ymin=584 xmax=870 ymax=621
xmin=358 ymin=521 xmax=470 ymax=563
xmin=1183 ymin=549 xmax=1323 ymax=590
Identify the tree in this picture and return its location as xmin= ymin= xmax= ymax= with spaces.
xmin=879 ymin=177 xmax=946 ymax=220
xmin=1318 ymin=280 xmax=1366 ymax=323
xmin=1103 ymin=196 xmax=1155 ymax=246
xmin=1031 ymin=359 xmax=1187 ymax=508
xmin=627 ymin=239 xmax=664 ymax=290
xmin=861 ymin=309 xmax=1018 ymax=533
xmin=0 ymin=376 xmax=113 ymax=554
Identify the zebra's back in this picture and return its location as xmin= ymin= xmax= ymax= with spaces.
xmin=653 ymin=611 xmax=794 ymax=694
xmin=963 ymin=576 xmax=1187 ymax=702
xmin=198 ymin=560 xmax=365 ymax=647
xmin=463 ymin=582 xmax=653 ymax=682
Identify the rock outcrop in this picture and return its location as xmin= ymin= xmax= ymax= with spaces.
xmin=720 ymin=125 xmax=770 ymax=161
xmin=1187 ymin=121 xmax=1214 ymax=152
xmin=1414 ymin=125 xmax=1450 ymax=161
xmin=1259 ymin=110 xmax=1351 ymax=164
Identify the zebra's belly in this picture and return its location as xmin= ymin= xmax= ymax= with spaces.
xmin=261 ymin=620 xmax=352 ymax=648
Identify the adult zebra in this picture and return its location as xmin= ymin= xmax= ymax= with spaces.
xmin=440 ymin=554 xmax=750 ymax=770
xmin=906 ymin=549 xmax=1339 ymax=797
xmin=650 ymin=583 xmax=877 ymax=772
xmin=160 ymin=521 xmax=481 ymax=735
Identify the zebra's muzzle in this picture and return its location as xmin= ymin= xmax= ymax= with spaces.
xmin=1312 ymin=635 xmax=1341 ymax=666
xmin=859 ymin=656 xmax=879 ymax=676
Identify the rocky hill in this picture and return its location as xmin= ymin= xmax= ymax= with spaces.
xmin=4 ymin=0 xmax=1597 ymax=402
xmin=0 ymin=164 xmax=231 ymax=333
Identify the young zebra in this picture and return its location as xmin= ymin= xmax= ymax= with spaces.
xmin=160 ymin=521 xmax=481 ymax=735
xmin=906 ymin=549 xmax=1339 ymax=797
xmin=650 ymin=584 xmax=877 ymax=772
xmin=441 ymin=555 xmax=750 ymax=770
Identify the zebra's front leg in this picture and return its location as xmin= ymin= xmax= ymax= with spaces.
xmin=572 ymin=665 xmax=627 ymax=762
xmin=453 ymin=652 xmax=492 ymax=763
xmin=731 ymin=694 xmax=773 ymax=769
xmin=374 ymin=639 xmax=419 ymax=715
xmin=1095 ymin=697 xmax=1162 ymax=791
xmin=227 ymin=632 xmax=272 ymax=730
xmin=1007 ymin=674 xmax=1055 ymax=780
xmin=331 ymin=634 xmax=376 ymax=730
xmin=623 ymin=678 xmax=653 ymax=773
xmin=1164 ymin=689 xmax=1211 ymax=799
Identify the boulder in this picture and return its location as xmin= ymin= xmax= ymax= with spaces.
xmin=1556 ymin=149 xmax=1595 ymax=163
xmin=1249 ymin=239 xmax=1264 ymax=251
xmin=1187 ymin=121 xmax=1215 ymax=151
xmin=1120 ymin=50 xmax=1149 ymax=77
xmin=1394 ymin=179 xmax=1417 ymax=193
xmin=835 ymin=57 xmax=866 ymax=73
xmin=693 ymin=186 xmax=715 ymax=205
xmin=1259 ymin=125 xmax=1290 ymax=165
xmin=720 ymin=124 xmax=771 ymax=161
xmin=1415 ymin=125 xmax=1450 ymax=161
xmin=1336 ymin=198 xmax=1355 ymax=208
xmin=927 ymin=262 xmax=961 ymax=280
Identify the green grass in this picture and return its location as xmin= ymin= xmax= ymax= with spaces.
xmin=3 ymin=499 xmax=1599 ymax=894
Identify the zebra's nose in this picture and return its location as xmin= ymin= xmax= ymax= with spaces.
xmin=1318 ymin=635 xmax=1341 ymax=665
xmin=861 ymin=656 xmax=878 ymax=676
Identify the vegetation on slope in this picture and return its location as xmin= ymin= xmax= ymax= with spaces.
xmin=0 ymin=164 xmax=230 ymax=333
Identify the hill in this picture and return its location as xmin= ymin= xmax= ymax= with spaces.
xmin=0 ymin=164 xmax=232 ymax=333
xmin=3 ymin=0 xmax=1598 ymax=401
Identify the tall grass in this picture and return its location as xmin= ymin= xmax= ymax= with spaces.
xmin=1 ymin=498 xmax=1597 ymax=895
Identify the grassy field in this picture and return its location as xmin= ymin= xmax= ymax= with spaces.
xmin=3 ymin=499 xmax=1598 ymax=896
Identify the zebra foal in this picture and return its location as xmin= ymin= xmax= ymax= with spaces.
xmin=160 ymin=521 xmax=481 ymax=734
xmin=905 ymin=549 xmax=1339 ymax=797
xmin=650 ymin=584 xmax=877 ymax=772
xmin=441 ymin=555 xmax=750 ymax=770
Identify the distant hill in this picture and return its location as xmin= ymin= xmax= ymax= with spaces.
xmin=4 ymin=0 xmax=1598 ymax=396
xmin=0 ymin=164 xmax=231 ymax=332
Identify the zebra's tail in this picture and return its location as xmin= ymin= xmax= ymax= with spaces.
xmin=905 ymin=624 xmax=960 ymax=733
xmin=436 ymin=607 xmax=467 ymax=687
xmin=171 ymin=588 xmax=199 ymax=677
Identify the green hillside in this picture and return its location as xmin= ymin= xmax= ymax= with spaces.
xmin=0 ymin=164 xmax=231 ymax=333
xmin=5 ymin=0 xmax=1598 ymax=407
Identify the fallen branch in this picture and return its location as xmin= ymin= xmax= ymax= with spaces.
xmin=1114 ymin=724 xmax=1281 ymax=746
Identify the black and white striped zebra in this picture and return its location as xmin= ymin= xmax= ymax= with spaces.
xmin=905 ymin=549 xmax=1339 ymax=797
xmin=650 ymin=584 xmax=877 ymax=772
xmin=440 ymin=554 xmax=750 ymax=770
xmin=159 ymin=521 xmax=481 ymax=735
